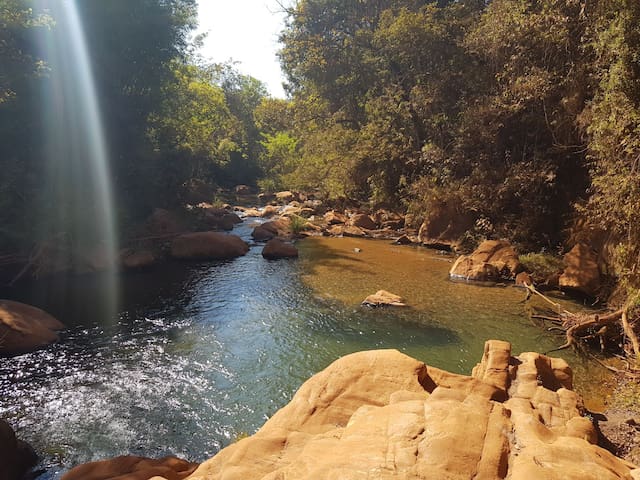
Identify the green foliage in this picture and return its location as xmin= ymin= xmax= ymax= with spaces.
xmin=147 ymin=63 xmax=242 ymax=184
xmin=581 ymin=0 xmax=640 ymax=291
xmin=288 ymin=215 xmax=309 ymax=235
xmin=519 ymin=253 xmax=564 ymax=280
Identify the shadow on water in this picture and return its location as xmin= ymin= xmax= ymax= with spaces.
xmin=0 ymin=232 xmax=612 ymax=479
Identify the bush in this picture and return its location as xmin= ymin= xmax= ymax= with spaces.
xmin=289 ymin=214 xmax=309 ymax=234
xmin=519 ymin=252 xmax=564 ymax=281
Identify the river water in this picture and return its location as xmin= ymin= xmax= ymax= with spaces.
xmin=0 ymin=221 xmax=609 ymax=479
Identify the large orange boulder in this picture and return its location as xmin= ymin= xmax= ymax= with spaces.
xmin=61 ymin=455 xmax=198 ymax=480
xmin=450 ymin=240 xmax=522 ymax=281
xmin=170 ymin=232 xmax=249 ymax=260
xmin=0 ymin=300 xmax=65 ymax=357
xmin=184 ymin=341 xmax=638 ymax=480
xmin=559 ymin=243 xmax=601 ymax=296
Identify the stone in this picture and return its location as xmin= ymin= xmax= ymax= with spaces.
xmin=61 ymin=455 xmax=198 ymax=480
xmin=417 ymin=197 xmax=476 ymax=246
xmin=260 ymin=205 xmax=279 ymax=218
xmin=275 ymin=191 xmax=295 ymax=203
xmin=0 ymin=419 xmax=38 ymax=480
xmin=394 ymin=235 xmax=413 ymax=245
xmin=323 ymin=210 xmax=347 ymax=225
xmin=362 ymin=290 xmax=407 ymax=307
xmin=0 ymin=300 xmax=65 ymax=357
xmin=251 ymin=219 xmax=291 ymax=242
xmin=559 ymin=243 xmax=601 ymax=296
xmin=515 ymin=271 xmax=533 ymax=286
xmin=120 ymin=249 xmax=156 ymax=270
xmin=242 ymin=208 xmax=262 ymax=217
xmin=450 ymin=240 xmax=522 ymax=281
xmin=184 ymin=341 xmax=635 ymax=480
xmin=350 ymin=213 xmax=377 ymax=230
xmin=373 ymin=209 xmax=404 ymax=225
xmin=325 ymin=224 xmax=367 ymax=238
xmin=234 ymin=185 xmax=252 ymax=195
xmin=170 ymin=232 xmax=249 ymax=260
xmin=262 ymin=239 xmax=299 ymax=259
xmin=258 ymin=192 xmax=276 ymax=203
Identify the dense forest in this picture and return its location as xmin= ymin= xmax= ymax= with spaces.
xmin=1 ymin=0 xmax=640 ymax=300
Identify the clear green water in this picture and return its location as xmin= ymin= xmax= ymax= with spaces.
xmin=0 ymin=225 xmax=609 ymax=479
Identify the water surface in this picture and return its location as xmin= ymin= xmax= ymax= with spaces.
xmin=0 ymin=226 xmax=608 ymax=478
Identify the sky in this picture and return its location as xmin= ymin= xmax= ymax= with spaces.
xmin=195 ymin=1 xmax=289 ymax=98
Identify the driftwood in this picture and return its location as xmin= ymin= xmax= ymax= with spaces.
xmin=523 ymin=283 xmax=640 ymax=374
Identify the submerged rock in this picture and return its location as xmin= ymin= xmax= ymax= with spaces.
xmin=450 ymin=240 xmax=522 ymax=281
xmin=0 ymin=300 xmax=65 ymax=357
xmin=185 ymin=341 xmax=638 ymax=480
xmin=262 ymin=239 xmax=299 ymax=259
xmin=170 ymin=232 xmax=249 ymax=260
xmin=362 ymin=290 xmax=407 ymax=307
xmin=61 ymin=455 xmax=198 ymax=480
xmin=0 ymin=419 xmax=38 ymax=480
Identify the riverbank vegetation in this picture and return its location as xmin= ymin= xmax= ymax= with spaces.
xmin=1 ymin=1 xmax=639 ymax=358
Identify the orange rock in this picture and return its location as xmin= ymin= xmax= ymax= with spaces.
xmin=61 ymin=455 xmax=198 ymax=480
xmin=170 ymin=232 xmax=248 ymax=260
xmin=185 ymin=341 xmax=636 ymax=480
xmin=450 ymin=240 xmax=522 ymax=281
xmin=0 ymin=300 xmax=65 ymax=357
xmin=362 ymin=290 xmax=407 ymax=307
xmin=559 ymin=243 xmax=601 ymax=296
xmin=262 ymin=239 xmax=299 ymax=259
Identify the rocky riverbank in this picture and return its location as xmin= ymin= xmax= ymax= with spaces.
xmin=58 ymin=340 xmax=639 ymax=480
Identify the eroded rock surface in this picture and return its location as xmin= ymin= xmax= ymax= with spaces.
xmin=450 ymin=240 xmax=522 ymax=281
xmin=186 ymin=341 xmax=638 ymax=480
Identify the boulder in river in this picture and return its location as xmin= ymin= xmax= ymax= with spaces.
xmin=0 ymin=419 xmax=38 ymax=480
xmin=262 ymin=239 xmax=299 ymax=259
xmin=559 ymin=243 xmax=601 ymax=296
xmin=362 ymin=290 xmax=407 ymax=307
xmin=185 ymin=340 xmax=638 ymax=480
xmin=170 ymin=232 xmax=249 ymax=260
xmin=449 ymin=239 xmax=522 ymax=281
xmin=0 ymin=300 xmax=65 ymax=357
xmin=60 ymin=455 xmax=198 ymax=480
xmin=251 ymin=219 xmax=291 ymax=242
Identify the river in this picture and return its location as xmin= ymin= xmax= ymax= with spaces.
xmin=0 ymin=220 xmax=609 ymax=479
